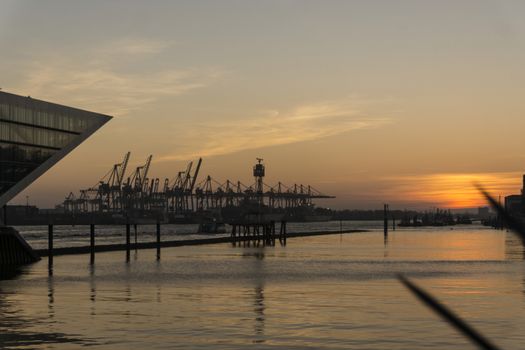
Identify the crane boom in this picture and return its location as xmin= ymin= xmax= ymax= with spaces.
xmin=118 ymin=152 xmax=131 ymax=187
xmin=189 ymin=158 xmax=202 ymax=192
xmin=182 ymin=161 xmax=193 ymax=191
xmin=142 ymin=155 xmax=153 ymax=191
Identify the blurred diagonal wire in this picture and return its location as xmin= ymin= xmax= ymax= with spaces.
xmin=398 ymin=184 xmax=524 ymax=350
xmin=398 ymin=275 xmax=502 ymax=350
xmin=475 ymin=183 xmax=525 ymax=244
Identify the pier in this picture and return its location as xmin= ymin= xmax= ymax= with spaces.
xmin=35 ymin=223 xmax=365 ymax=261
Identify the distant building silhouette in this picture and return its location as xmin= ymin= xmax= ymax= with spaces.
xmin=504 ymin=175 xmax=525 ymax=217
xmin=477 ymin=206 xmax=490 ymax=220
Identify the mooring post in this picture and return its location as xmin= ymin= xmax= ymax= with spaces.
xmin=282 ymin=221 xmax=287 ymax=245
xmin=156 ymin=222 xmax=161 ymax=260
xmin=48 ymin=224 xmax=53 ymax=267
xmin=231 ymin=224 xmax=237 ymax=246
xmin=126 ymin=223 xmax=131 ymax=261
xmin=90 ymin=224 xmax=95 ymax=264
xmin=392 ymin=217 xmax=396 ymax=231
xmin=384 ymin=204 xmax=389 ymax=236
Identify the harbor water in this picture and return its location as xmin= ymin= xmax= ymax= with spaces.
xmin=1 ymin=223 xmax=525 ymax=349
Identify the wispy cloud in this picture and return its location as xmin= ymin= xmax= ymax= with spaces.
xmin=99 ymin=37 xmax=173 ymax=56
xmin=8 ymin=37 xmax=222 ymax=116
xmin=16 ymin=64 xmax=220 ymax=116
xmin=5 ymin=37 xmax=393 ymax=162
xmin=158 ymin=98 xmax=393 ymax=161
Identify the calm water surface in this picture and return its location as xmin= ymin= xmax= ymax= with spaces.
xmin=1 ymin=224 xmax=525 ymax=349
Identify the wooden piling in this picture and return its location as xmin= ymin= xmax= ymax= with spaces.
xmin=384 ymin=204 xmax=389 ymax=236
xmin=90 ymin=224 xmax=95 ymax=264
xmin=228 ymin=220 xmax=287 ymax=246
xmin=48 ymin=224 xmax=53 ymax=267
xmin=156 ymin=222 xmax=161 ymax=260
xmin=126 ymin=223 xmax=130 ymax=261
xmin=279 ymin=221 xmax=287 ymax=245
xmin=283 ymin=221 xmax=287 ymax=245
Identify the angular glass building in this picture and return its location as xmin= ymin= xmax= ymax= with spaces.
xmin=0 ymin=91 xmax=111 ymax=208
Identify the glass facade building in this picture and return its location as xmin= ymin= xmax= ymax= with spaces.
xmin=0 ymin=91 xmax=111 ymax=207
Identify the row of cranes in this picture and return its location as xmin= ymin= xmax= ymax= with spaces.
xmin=62 ymin=153 xmax=334 ymax=220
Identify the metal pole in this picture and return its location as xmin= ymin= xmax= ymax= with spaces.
xmin=90 ymin=224 xmax=95 ymax=264
xmin=48 ymin=224 xmax=53 ymax=267
xmin=156 ymin=222 xmax=161 ymax=260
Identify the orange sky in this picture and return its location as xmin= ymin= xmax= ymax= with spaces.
xmin=380 ymin=173 xmax=523 ymax=209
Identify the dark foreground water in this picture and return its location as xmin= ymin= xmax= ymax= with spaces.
xmin=1 ymin=224 xmax=525 ymax=349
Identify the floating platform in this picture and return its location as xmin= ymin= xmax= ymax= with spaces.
xmin=0 ymin=226 xmax=41 ymax=266
xmin=34 ymin=227 xmax=366 ymax=258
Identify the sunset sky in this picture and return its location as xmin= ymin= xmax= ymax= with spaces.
xmin=2 ymin=0 xmax=525 ymax=209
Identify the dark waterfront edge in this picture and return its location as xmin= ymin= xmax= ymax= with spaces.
xmin=34 ymin=229 xmax=367 ymax=257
